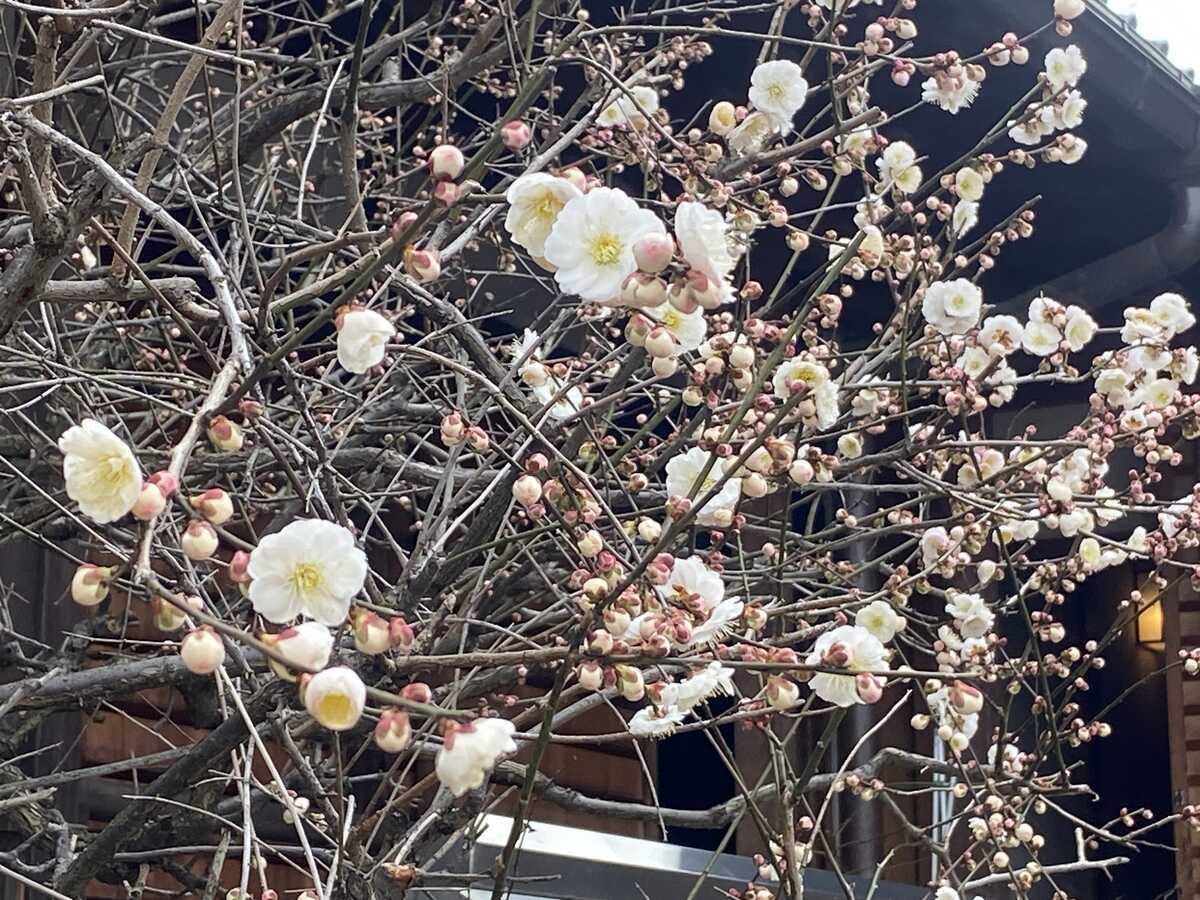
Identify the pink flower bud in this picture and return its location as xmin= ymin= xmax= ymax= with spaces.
xmin=228 ymin=550 xmax=251 ymax=584
xmin=191 ymin=488 xmax=233 ymax=525
xmin=147 ymin=470 xmax=179 ymax=497
xmin=206 ymin=416 xmax=244 ymax=452
xmin=465 ymin=425 xmax=490 ymax=452
xmin=238 ymin=399 xmax=263 ymax=420
xmin=1054 ymin=0 xmax=1085 ymax=20
xmin=389 ymin=617 xmax=416 ymax=652
xmin=789 ymin=459 xmax=815 ymax=485
xmin=405 ymin=247 xmax=441 ymax=283
xmin=429 ymin=144 xmax=465 ymax=181
xmin=131 ymin=483 xmax=168 ymax=521
xmin=500 ymin=120 xmax=532 ymax=150
xmin=401 ymin=682 xmax=432 ymax=703
xmin=71 ymin=564 xmax=112 ymax=607
xmin=181 ymin=519 xmax=219 ymax=560
xmin=512 ymin=474 xmax=543 ymax=506
xmin=433 ymin=180 xmax=459 ymax=207
xmin=375 ymin=708 xmax=412 ymax=752
xmin=440 ymin=412 xmax=466 ymax=446
xmin=352 ymin=607 xmax=391 ymax=655
xmin=633 ymin=233 xmax=675 ymax=273
xmin=391 ymin=211 xmax=419 ymax=242
xmin=181 ymin=626 xmax=226 ymax=675
xmin=855 ymin=673 xmax=884 ymax=704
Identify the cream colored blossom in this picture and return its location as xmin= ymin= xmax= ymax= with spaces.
xmin=58 ymin=419 xmax=142 ymax=524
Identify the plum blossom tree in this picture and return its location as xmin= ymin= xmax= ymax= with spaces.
xmin=0 ymin=0 xmax=1193 ymax=897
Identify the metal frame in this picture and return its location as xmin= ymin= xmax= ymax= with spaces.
xmin=414 ymin=815 xmax=927 ymax=899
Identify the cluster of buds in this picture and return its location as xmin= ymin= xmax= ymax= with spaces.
xmin=350 ymin=607 xmax=417 ymax=656
xmin=985 ymin=31 xmax=1031 ymax=67
xmin=441 ymin=411 xmax=496 ymax=451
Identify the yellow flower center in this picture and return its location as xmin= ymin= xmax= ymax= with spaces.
xmin=660 ymin=308 xmax=681 ymax=330
xmin=101 ymin=456 xmax=131 ymax=486
xmin=317 ymin=691 xmax=353 ymax=725
xmin=291 ymin=562 xmax=323 ymax=595
xmin=535 ymin=194 xmax=561 ymax=221
xmin=766 ymin=83 xmax=786 ymax=103
xmin=588 ymin=233 xmax=622 ymax=266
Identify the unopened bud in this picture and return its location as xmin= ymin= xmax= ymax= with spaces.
xmin=191 ymin=488 xmax=233 ymax=525
xmin=181 ymin=626 xmax=226 ymax=675
xmin=181 ymin=519 xmax=219 ymax=560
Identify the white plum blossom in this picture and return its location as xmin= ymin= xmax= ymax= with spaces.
xmin=598 ymin=85 xmax=660 ymax=129
xmin=922 ymin=75 xmax=980 ymax=114
xmin=922 ymin=279 xmax=983 ymax=335
xmin=58 ymin=419 xmax=143 ymax=524
xmin=645 ymin=299 xmax=708 ymax=352
xmin=675 ymin=201 xmax=735 ymax=303
xmin=662 ymin=556 xmax=724 ymax=613
xmin=954 ymin=166 xmax=985 ymax=202
xmin=1063 ymin=306 xmax=1097 ymax=351
xmin=772 ymin=356 xmax=839 ymax=428
xmin=628 ymin=705 xmax=688 ymax=738
xmin=337 ymin=308 xmax=395 ymax=374
xmin=504 ymin=173 xmax=582 ymax=258
xmin=978 ymin=315 xmax=1024 ymax=354
xmin=1044 ymin=45 xmax=1087 ymax=91
xmin=1023 ymin=320 xmax=1061 ymax=357
xmin=435 ymin=718 xmax=518 ymax=796
xmin=855 ymin=600 xmax=904 ymax=643
xmin=728 ymin=111 xmax=774 ymax=155
xmin=807 ymin=625 xmax=889 ymax=707
xmin=1055 ymin=90 xmax=1087 ymax=129
xmin=945 ymin=591 xmax=994 ymax=639
xmin=876 ymin=141 xmax=922 ymax=194
xmin=689 ymin=598 xmax=745 ymax=645
xmin=544 ymin=187 xmax=666 ymax=302
xmin=667 ymin=662 xmax=736 ymax=712
xmin=247 ymin=519 xmax=368 ymax=625
xmin=512 ymin=329 xmax=584 ymax=420
xmin=665 ymin=447 xmax=741 ymax=527
xmin=1150 ymin=292 xmax=1195 ymax=335
xmin=952 ymin=200 xmax=979 ymax=236
xmin=748 ymin=60 xmax=809 ymax=132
